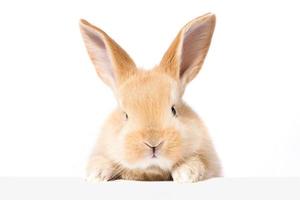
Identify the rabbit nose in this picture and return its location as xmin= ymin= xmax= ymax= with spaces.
xmin=143 ymin=141 xmax=164 ymax=158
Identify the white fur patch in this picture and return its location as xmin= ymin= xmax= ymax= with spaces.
xmin=121 ymin=156 xmax=173 ymax=170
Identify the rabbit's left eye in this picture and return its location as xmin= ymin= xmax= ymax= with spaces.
xmin=171 ymin=105 xmax=177 ymax=117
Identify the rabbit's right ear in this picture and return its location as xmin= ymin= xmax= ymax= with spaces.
xmin=80 ymin=19 xmax=136 ymax=90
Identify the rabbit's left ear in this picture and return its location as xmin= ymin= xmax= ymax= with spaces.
xmin=158 ymin=13 xmax=216 ymax=88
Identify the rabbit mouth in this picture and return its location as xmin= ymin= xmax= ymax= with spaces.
xmin=144 ymin=141 xmax=164 ymax=159
xmin=149 ymin=152 xmax=159 ymax=159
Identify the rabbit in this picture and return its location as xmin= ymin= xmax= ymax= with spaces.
xmin=79 ymin=13 xmax=221 ymax=182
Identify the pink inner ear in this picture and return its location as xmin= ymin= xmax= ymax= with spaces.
xmin=84 ymin=28 xmax=115 ymax=81
xmin=180 ymin=22 xmax=209 ymax=77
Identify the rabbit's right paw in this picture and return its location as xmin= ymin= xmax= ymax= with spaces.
xmin=86 ymin=168 xmax=114 ymax=182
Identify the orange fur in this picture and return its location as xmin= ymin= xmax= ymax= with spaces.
xmin=80 ymin=13 xmax=221 ymax=182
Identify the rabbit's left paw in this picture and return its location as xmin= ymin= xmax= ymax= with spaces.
xmin=171 ymin=160 xmax=205 ymax=183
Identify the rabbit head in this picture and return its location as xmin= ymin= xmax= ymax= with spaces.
xmin=80 ymin=13 xmax=216 ymax=170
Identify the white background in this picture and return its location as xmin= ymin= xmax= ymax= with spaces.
xmin=0 ymin=0 xmax=299 ymax=177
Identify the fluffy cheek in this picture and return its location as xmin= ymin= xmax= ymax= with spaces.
xmin=160 ymin=130 xmax=183 ymax=162
xmin=123 ymin=132 xmax=147 ymax=164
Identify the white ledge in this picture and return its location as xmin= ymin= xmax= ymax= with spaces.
xmin=0 ymin=178 xmax=299 ymax=200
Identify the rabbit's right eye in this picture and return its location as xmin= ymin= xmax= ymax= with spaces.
xmin=123 ymin=112 xmax=128 ymax=121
